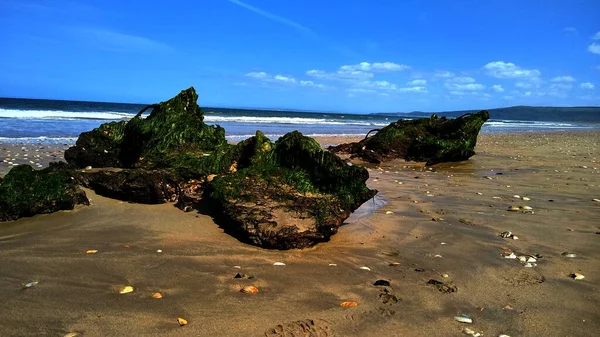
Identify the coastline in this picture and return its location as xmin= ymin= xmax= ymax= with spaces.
xmin=0 ymin=130 xmax=599 ymax=336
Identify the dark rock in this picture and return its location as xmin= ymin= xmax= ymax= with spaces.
xmin=373 ymin=279 xmax=391 ymax=286
xmin=73 ymin=169 xmax=182 ymax=204
xmin=329 ymin=111 xmax=490 ymax=165
xmin=414 ymin=268 xmax=425 ymax=272
xmin=57 ymin=87 xmax=377 ymax=250
xmin=204 ymin=131 xmax=376 ymax=249
xmin=233 ymin=273 xmax=246 ymax=279
xmin=0 ymin=163 xmax=89 ymax=222
xmin=65 ymin=121 xmax=127 ymax=169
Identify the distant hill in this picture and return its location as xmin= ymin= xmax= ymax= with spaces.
xmin=374 ymin=106 xmax=600 ymax=123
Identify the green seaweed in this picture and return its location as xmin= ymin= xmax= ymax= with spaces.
xmin=331 ymin=111 xmax=490 ymax=165
xmin=0 ymin=164 xmax=88 ymax=221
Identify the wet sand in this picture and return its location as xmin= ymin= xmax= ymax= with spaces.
xmin=1 ymin=131 xmax=599 ymax=336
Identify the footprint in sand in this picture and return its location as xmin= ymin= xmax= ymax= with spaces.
xmin=264 ymin=319 xmax=334 ymax=337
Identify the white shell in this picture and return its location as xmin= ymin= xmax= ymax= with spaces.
xmin=522 ymin=206 xmax=533 ymax=210
xmin=328 ymin=263 xmax=337 ymax=266
xmin=273 ymin=262 xmax=286 ymax=266
xmin=359 ymin=266 xmax=371 ymax=271
xmin=518 ymin=255 xmax=527 ymax=262
xmin=453 ymin=314 xmax=473 ymax=323
xmin=504 ymin=253 xmax=517 ymax=259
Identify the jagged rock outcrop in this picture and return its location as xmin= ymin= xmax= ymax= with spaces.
xmin=0 ymin=163 xmax=88 ymax=222
xmin=3 ymin=87 xmax=377 ymax=250
xmin=203 ymin=131 xmax=376 ymax=249
xmin=329 ymin=111 xmax=490 ymax=165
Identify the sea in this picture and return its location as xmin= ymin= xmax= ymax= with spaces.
xmin=0 ymin=97 xmax=597 ymax=145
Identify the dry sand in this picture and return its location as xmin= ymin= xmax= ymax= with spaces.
xmin=1 ymin=131 xmax=599 ymax=336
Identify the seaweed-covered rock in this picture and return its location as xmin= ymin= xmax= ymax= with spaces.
xmin=0 ymin=163 xmax=88 ymax=222
xmin=73 ymin=169 xmax=182 ymax=204
xmin=60 ymin=88 xmax=377 ymax=250
xmin=329 ymin=111 xmax=490 ymax=165
xmin=65 ymin=121 xmax=127 ymax=169
xmin=65 ymin=87 xmax=231 ymax=176
xmin=204 ymin=131 xmax=376 ymax=249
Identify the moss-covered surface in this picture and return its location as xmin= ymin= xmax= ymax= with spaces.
xmin=329 ymin=111 xmax=490 ymax=165
xmin=204 ymin=131 xmax=376 ymax=249
xmin=0 ymin=163 xmax=88 ymax=221
xmin=21 ymin=87 xmax=377 ymax=249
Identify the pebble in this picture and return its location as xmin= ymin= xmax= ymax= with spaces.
xmin=453 ymin=314 xmax=473 ymax=323
xmin=373 ymin=280 xmax=391 ymax=286
xmin=463 ymin=328 xmax=482 ymax=337
xmin=442 ymin=273 xmax=449 ymax=278
xmin=273 ymin=262 xmax=286 ymax=266
xmin=23 ymin=281 xmax=38 ymax=289
xmin=571 ymin=273 xmax=585 ymax=280
xmin=119 ymin=286 xmax=134 ymax=294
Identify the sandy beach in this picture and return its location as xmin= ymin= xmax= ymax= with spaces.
xmin=1 ymin=130 xmax=599 ymax=336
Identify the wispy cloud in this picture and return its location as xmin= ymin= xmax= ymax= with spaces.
xmin=563 ymin=27 xmax=577 ymax=35
xmin=483 ymin=61 xmax=541 ymax=80
xmin=245 ymin=71 xmax=324 ymax=88
xmin=71 ymin=27 xmax=173 ymax=53
xmin=227 ymin=0 xmax=315 ymax=37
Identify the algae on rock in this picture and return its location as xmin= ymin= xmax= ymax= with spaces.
xmin=329 ymin=111 xmax=490 ymax=165
xmin=204 ymin=131 xmax=376 ymax=249
xmin=0 ymin=163 xmax=88 ymax=222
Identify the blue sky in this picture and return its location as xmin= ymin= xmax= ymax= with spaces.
xmin=1 ymin=0 xmax=599 ymax=113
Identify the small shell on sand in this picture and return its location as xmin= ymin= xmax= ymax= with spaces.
xmin=476 ymin=192 xmax=483 ymax=195
xmin=522 ymin=197 xmax=531 ymax=201
xmin=85 ymin=249 xmax=98 ymax=254
xmin=119 ymin=286 xmax=134 ymax=294
xmin=522 ymin=206 xmax=533 ymax=210
xmin=340 ymin=301 xmax=358 ymax=307
xmin=518 ymin=256 xmax=527 ymax=262
xmin=385 ymin=211 xmax=393 ymax=214
xmin=23 ymin=281 xmax=38 ymax=289
xmin=241 ymin=286 xmax=259 ymax=293
xmin=157 ymin=249 xmax=163 ymax=253
xmin=503 ymin=252 xmax=517 ymax=259
xmin=151 ymin=292 xmax=163 ymax=299
xmin=463 ymin=328 xmax=482 ymax=337
xmin=359 ymin=266 xmax=371 ymax=271
xmin=527 ymin=256 xmax=537 ymax=263
xmin=453 ymin=314 xmax=473 ymax=323
xmin=389 ymin=262 xmax=400 ymax=266
xmin=273 ymin=262 xmax=286 ymax=266
xmin=177 ymin=317 xmax=188 ymax=326
xmin=329 ymin=263 xmax=338 ymax=266
xmin=571 ymin=273 xmax=585 ymax=280
xmin=507 ymin=206 xmax=520 ymax=212
xmin=561 ymin=252 xmax=577 ymax=258
xmin=593 ymin=198 xmax=600 ymax=202
xmin=63 ymin=333 xmax=80 ymax=337
xmin=513 ymin=195 xmax=521 ymax=199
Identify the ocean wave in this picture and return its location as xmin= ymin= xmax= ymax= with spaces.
xmin=484 ymin=120 xmax=581 ymax=128
xmin=204 ymin=115 xmax=388 ymax=126
xmin=0 ymin=108 xmax=135 ymax=120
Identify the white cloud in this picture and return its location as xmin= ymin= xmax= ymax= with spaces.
xmin=491 ymin=84 xmax=504 ymax=92
xmin=551 ymin=76 xmax=576 ymax=82
xmin=593 ymin=32 xmax=600 ymax=40
xmin=445 ymin=82 xmax=485 ymax=91
xmin=447 ymin=76 xmax=476 ymax=84
xmin=306 ymin=68 xmax=374 ymax=80
xmin=515 ymin=82 xmax=533 ymax=89
xmin=245 ymin=71 xmax=324 ymax=88
xmin=563 ymin=27 xmax=577 ymax=34
xmin=580 ymin=82 xmax=595 ymax=89
xmin=246 ymin=72 xmax=268 ymax=79
xmin=273 ymin=74 xmax=296 ymax=83
xmin=409 ymin=79 xmax=427 ymax=86
xmin=550 ymin=83 xmax=573 ymax=90
xmin=434 ymin=70 xmax=455 ymax=78
xmin=397 ymin=86 xmax=427 ymax=93
xmin=589 ymin=43 xmax=600 ymax=55
xmin=483 ymin=61 xmax=541 ymax=79
xmin=339 ymin=62 xmax=410 ymax=73
xmin=347 ymin=88 xmax=376 ymax=93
